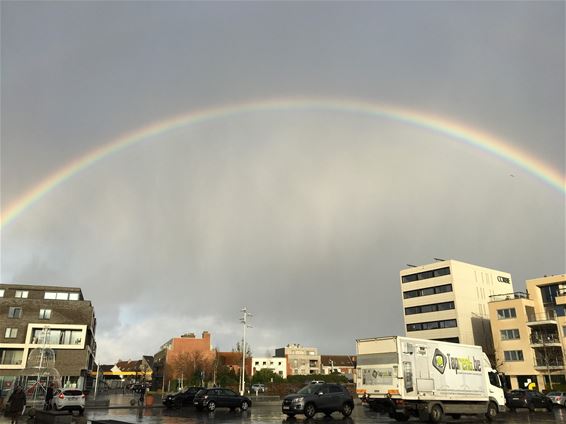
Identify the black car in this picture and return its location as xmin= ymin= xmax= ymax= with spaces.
xmin=193 ymin=388 xmax=252 ymax=412
xmin=282 ymin=383 xmax=354 ymax=418
xmin=163 ymin=386 xmax=205 ymax=408
xmin=505 ymin=389 xmax=553 ymax=412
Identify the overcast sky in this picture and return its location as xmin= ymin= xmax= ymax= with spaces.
xmin=1 ymin=1 xmax=564 ymax=364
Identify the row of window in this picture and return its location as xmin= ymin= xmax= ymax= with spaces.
xmin=0 ymin=290 xmax=79 ymax=300
xmin=406 ymin=319 xmax=457 ymax=332
xmin=403 ymin=284 xmax=453 ymax=299
xmin=497 ymin=308 xmax=517 ymax=319
xmin=402 ymin=267 xmax=450 ymax=283
xmin=500 ymin=329 xmax=520 ymax=340
xmin=7 ymin=308 xmax=52 ymax=319
xmin=405 ymin=301 xmax=455 ymax=315
xmin=504 ymin=350 xmax=524 ymax=361
xmin=3 ymin=327 xmax=82 ymax=344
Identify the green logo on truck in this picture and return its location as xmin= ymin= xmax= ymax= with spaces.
xmin=432 ymin=349 xmax=447 ymax=374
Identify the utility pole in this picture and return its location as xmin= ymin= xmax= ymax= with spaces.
xmin=240 ymin=307 xmax=252 ymax=395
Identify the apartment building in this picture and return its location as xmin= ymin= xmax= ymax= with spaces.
xmin=489 ymin=274 xmax=566 ymax=390
xmin=250 ymin=356 xmax=287 ymax=378
xmin=275 ymin=344 xmax=320 ymax=376
xmin=152 ymin=331 xmax=214 ymax=390
xmin=0 ymin=283 xmax=97 ymax=391
xmin=400 ymin=259 xmax=513 ymax=355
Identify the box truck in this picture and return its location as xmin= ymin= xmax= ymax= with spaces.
xmin=356 ymin=336 xmax=505 ymax=423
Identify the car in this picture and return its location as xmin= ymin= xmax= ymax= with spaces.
xmin=505 ymin=389 xmax=553 ymax=412
xmin=193 ymin=387 xmax=252 ymax=412
xmin=281 ymin=382 xmax=354 ymax=418
xmin=250 ymin=384 xmax=266 ymax=393
xmin=50 ymin=389 xmax=85 ymax=414
xmin=163 ymin=386 xmax=204 ymax=408
xmin=546 ymin=391 xmax=566 ymax=406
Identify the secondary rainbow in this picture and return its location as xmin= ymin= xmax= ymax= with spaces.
xmin=2 ymin=97 xmax=564 ymax=229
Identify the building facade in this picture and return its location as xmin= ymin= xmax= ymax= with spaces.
xmin=152 ymin=331 xmax=214 ymax=391
xmin=400 ymin=259 xmax=513 ymax=355
xmin=250 ymin=356 xmax=287 ymax=378
xmin=0 ymin=283 xmax=96 ymax=392
xmin=320 ymin=355 xmax=356 ymax=381
xmin=275 ymin=344 xmax=320 ymax=376
xmin=489 ymin=274 xmax=566 ymax=390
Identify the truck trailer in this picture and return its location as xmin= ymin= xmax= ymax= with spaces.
xmin=356 ymin=336 xmax=505 ymax=423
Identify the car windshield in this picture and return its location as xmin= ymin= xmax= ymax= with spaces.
xmin=195 ymin=389 xmax=207 ymax=397
xmin=298 ymin=384 xmax=323 ymax=395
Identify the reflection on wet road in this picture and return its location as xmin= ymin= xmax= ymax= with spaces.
xmin=85 ymin=403 xmax=566 ymax=424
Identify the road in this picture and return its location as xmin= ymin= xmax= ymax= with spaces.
xmin=82 ymin=403 xmax=566 ymax=424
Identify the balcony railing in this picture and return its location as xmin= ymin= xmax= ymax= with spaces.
xmin=526 ymin=312 xmax=559 ymax=323
xmin=489 ymin=292 xmax=529 ymax=302
xmin=534 ymin=359 xmax=565 ymax=369
xmin=530 ymin=334 xmax=561 ymax=345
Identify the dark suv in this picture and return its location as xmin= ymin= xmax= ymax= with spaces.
xmin=282 ymin=383 xmax=354 ymax=418
xmin=193 ymin=388 xmax=252 ymax=412
xmin=163 ymin=386 xmax=204 ymax=408
xmin=505 ymin=389 xmax=553 ymax=412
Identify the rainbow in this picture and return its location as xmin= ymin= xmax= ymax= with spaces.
xmin=1 ymin=97 xmax=564 ymax=229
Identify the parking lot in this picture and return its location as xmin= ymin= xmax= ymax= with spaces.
xmin=82 ymin=403 xmax=566 ymax=424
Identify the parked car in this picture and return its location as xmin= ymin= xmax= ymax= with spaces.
xmin=505 ymin=389 xmax=553 ymax=412
xmin=250 ymin=384 xmax=266 ymax=393
xmin=546 ymin=391 xmax=566 ymax=406
xmin=193 ymin=388 xmax=252 ymax=412
xmin=50 ymin=389 xmax=85 ymax=414
xmin=281 ymin=382 xmax=354 ymax=418
xmin=163 ymin=386 xmax=204 ymax=408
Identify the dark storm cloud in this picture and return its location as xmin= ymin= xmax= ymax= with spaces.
xmin=1 ymin=2 xmax=564 ymax=361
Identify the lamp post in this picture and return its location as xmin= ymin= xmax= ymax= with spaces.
xmin=240 ymin=307 xmax=252 ymax=395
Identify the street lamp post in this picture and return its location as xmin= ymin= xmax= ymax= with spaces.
xmin=240 ymin=307 xmax=252 ymax=395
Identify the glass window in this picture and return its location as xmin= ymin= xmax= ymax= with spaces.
xmin=8 ymin=307 xmax=22 ymax=318
xmin=15 ymin=291 xmax=28 ymax=298
xmin=501 ymin=329 xmax=520 ymax=340
xmin=422 ymin=287 xmax=435 ymax=296
xmin=497 ymin=308 xmax=517 ymax=319
xmin=69 ymin=293 xmax=79 ymax=300
xmin=435 ymin=284 xmax=453 ymax=294
xmin=402 ymin=274 xmax=418 ymax=283
xmin=4 ymin=328 xmax=18 ymax=338
xmin=437 ymin=301 xmax=455 ymax=311
xmin=418 ymin=271 xmax=434 ymax=280
xmin=434 ymin=267 xmax=450 ymax=277
xmin=0 ymin=289 xmax=4 ymax=297
xmin=0 ymin=348 xmax=24 ymax=365
xmin=39 ymin=309 xmax=51 ymax=320
xmin=56 ymin=292 xmax=69 ymax=300
xmin=44 ymin=292 xmax=57 ymax=299
xmin=504 ymin=350 xmax=524 ymax=361
xmin=329 ymin=385 xmax=342 ymax=393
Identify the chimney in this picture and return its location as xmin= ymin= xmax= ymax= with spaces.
xmin=202 ymin=331 xmax=210 ymax=340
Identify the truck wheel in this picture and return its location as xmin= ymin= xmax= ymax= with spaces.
xmin=485 ymin=402 xmax=497 ymax=421
xmin=304 ymin=403 xmax=316 ymax=419
xmin=428 ymin=404 xmax=443 ymax=424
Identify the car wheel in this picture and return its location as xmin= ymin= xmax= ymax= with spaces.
xmin=304 ymin=403 xmax=316 ymax=419
xmin=341 ymin=402 xmax=353 ymax=417
xmin=429 ymin=404 xmax=443 ymax=424
xmin=241 ymin=401 xmax=249 ymax=411
xmin=207 ymin=401 xmax=216 ymax=412
xmin=485 ymin=401 xmax=498 ymax=421
xmin=527 ymin=402 xmax=535 ymax=412
xmin=174 ymin=398 xmax=182 ymax=408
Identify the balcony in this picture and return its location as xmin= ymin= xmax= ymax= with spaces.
xmin=489 ymin=292 xmax=529 ymax=302
xmin=526 ymin=312 xmax=558 ymax=327
xmin=534 ymin=358 xmax=565 ymax=370
xmin=530 ymin=333 xmax=562 ymax=347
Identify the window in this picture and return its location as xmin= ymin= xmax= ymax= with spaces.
xmin=329 ymin=385 xmax=342 ymax=393
xmin=4 ymin=328 xmax=18 ymax=338
xmin=406 ymin=319 xmax=457 ymax=332
xmin=504 ymin=350 xmax=524 ymax=361
xmin=45 ymin=292 xmax=79 ymax=300
xmin=403 ymin=284 xmax=453 ymax=299
xmin=402 ymin=267 xmax=450 ymax=283
xmin=31 ymin=328 xmax=82 ymax=345
xmin=8 ymin=307 xmax=22 ymax=318
xmin=0 ymin=289 xmax=4 ymax=297
xmin=69 ymin=293 xmax=79 ymax=300
xmin=15 ymin=290 xmax=28 ymax=298
xmin=500 ymin=329 xmax=520 ymax=340
xmin=0 ymin=348 xmax=23 ymax=365
xmin=405 ymin=301 xmax=455 ymax=315
xmin=497 ymin=308 xmax=517 ymax=319
xmin=39 ymin=309 xmax=52 ymax=320
xmin=44 ymin=292 xmax=57 ymax=299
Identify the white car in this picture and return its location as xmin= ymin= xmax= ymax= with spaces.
xmin=546 ymin=391 xmax=566 ymax=406
xmin=51 ymin=389 xmax=85 ymax=414
xmin=251 ymin=384 xmax=266 ymax=393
